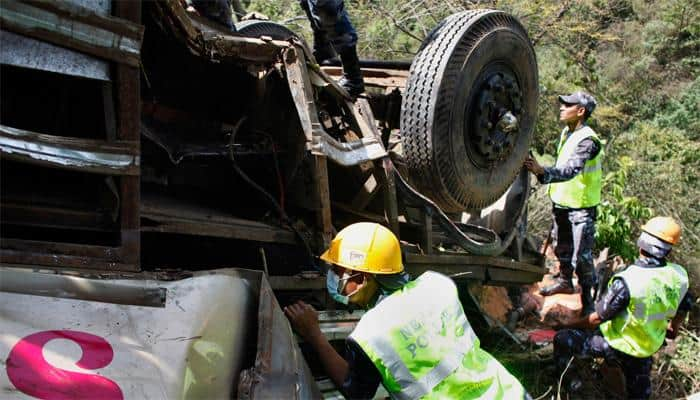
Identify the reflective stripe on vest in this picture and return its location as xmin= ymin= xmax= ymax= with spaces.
xmin=350 ymin=271 xmax=525 ymax=399
xmin=548 ymin=126 xmax=603 ymax=208
xmin=600 ymin=263 xmax=688 ymax=357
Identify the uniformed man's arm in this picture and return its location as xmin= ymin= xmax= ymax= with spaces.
xmin=539 ymin=138 xmax=601 ymax=184
xmin=284 ymin=301 xmax=350 ymax=388
xmin=667 ymin=291 xmax=695 ymax=339
xmin=341 ymin=339 xmax=382 ymax=399
xmin=559 ymin=278 xmax=629 ymax=330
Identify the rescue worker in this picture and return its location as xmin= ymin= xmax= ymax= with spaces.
xmin=284 ymin=222 xmax=528 ymax=399
xmin=552 ymin=216 xmax=693 ymax=399
xmin=524 ymin=91 xmax=602 ymax=313
xmin=299 ymin=0 xmax=365 ymax=96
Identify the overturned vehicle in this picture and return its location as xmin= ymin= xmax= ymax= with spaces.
xmin=1 ymin=0 xmax=542 ymax=397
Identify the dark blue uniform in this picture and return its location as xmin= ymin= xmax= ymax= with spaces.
xmin=300 ymin=0 xmax=358 ymax=52
xmin=538 ymin=135 xmax=601 ymax=287
xmin=554 ymin=257 xmax=694 ymax=399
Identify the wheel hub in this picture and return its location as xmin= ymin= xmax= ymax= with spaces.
xmin=470 ymin=70 xmax=522 ymax=166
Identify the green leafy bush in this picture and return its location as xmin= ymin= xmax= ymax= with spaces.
xmin=595 ymin=156 xmax=653 ymax=260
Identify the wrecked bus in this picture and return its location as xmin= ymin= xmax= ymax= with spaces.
xmin=1 ymin=0 xmax=543 ymax=397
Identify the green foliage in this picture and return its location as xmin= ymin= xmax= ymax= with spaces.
xmin=608 ymin=121 xmax=700 ymax=266
xmin=595 ymin=157 xmax=653 ymax=260
xmin=654 ymin=77 xmax=700 ymax=139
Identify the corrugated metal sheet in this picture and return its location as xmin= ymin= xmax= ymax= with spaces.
xmin=0 ymin=30 xmax=110 ymax=80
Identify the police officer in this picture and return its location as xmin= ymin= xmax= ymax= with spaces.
xmin=299 ymin=0 xmax=365 ymax=96
xmin=525 ymin=91 xmax=602 ymax=313
xmin=552 ymin=216 xmax=692 ymax=399
xmin=284 ymin=222 xmax=528 ymax=399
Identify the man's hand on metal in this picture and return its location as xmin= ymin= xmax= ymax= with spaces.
xmin=524 ymin=155 xmax=545 ymax=176
xmin=284 ymin=300 xmax=322 ymax=342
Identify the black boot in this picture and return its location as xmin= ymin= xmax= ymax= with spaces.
xmin=540 ymin=277 xmax=575 ymax=296
xmin=338 ymin=46 xmax=365 ymax=96
xmin=313 ymin=42 xmax=338 ymax=65
xmin=581 ymin=285 xmax=595 ymax=315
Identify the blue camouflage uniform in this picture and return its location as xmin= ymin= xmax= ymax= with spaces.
xmin=553 ymin=256 xmax=694 ymax=399
xmin=300 ymin=0 xmax=358 ymax=53
xmin=538 ymin=133 xmax=600 ymax=287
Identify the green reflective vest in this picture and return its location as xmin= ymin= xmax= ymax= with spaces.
xmin=349 ymin=271 xmax=525 ymax=399
xmin=600 ymin=263 xmax=689 ymax=358
xmin=548 ymin=126 xmax=603 ymax=208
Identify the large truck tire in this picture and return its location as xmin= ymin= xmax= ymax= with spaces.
xmin=401 ymin=10 xmax=538 ymax=212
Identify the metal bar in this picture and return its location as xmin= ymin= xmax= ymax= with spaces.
xmin=0 ymin=202 xmax=117 ymax=232
xmin=114 ymin=0 xmax=141 ymax=267
xmin=152 ymin=0 xmax=289 ymax=64
xmin=320 ymin=59 xmax=413 ymax=70
xmin=0 ymin=124 xmax=139 ymax=175
xmin=102 ymin=82 xmax=117 ymax=141
xmin=140 ymin=216 xmax=298 ymax=245
xmin=313 ymin=155 xmax=333 ymax=247
xmin=381 ymin=157 xmax=400 ymax=235
xmin=0 ymin=249 xmax=138 ymax=271
xmin=0 ymin=0 xmax=143 ymax=67
xmin=422 ymin=210 xmax=433 ymax=255
xmin=267 ymin=275 xmax=326 ymax=290
xmin=284 ymin=47 xmax=387 ymax=166
xmin=0 ymin=267 xmax=166 ymax=307
xmin=405 ymin=253 xmax=546 ymax=274
xmin=1 ymin=238 xmax=122 ymax=261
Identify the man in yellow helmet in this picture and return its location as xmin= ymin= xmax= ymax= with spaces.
xmin=524 ymin=91 xmax=602 ymax=314
xmin=284 ymin=222 xmax=528 ymax=399
xmin=551 ymin=217 xmax=693 ymax=399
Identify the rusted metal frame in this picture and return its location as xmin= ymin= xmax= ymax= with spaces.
xmin=0 ymin=249 xmax=137 ymax=271
xmin=283 ymin=47 xmax=333 ymax=246
xmin=102 ymin=83 xmax=117 ymax=141
xmin=350 ymin=172 xmax=379 ymax=210
xmin=405 ymin=263 xmax=487 ymax=282
xmin=140 ymin=215 xmax=298 ymax=245
xmin=0 ymin=124 xmax=139 ymax=175
xmin=113 ymin=1 xmax=141 ymax=267
xmin=380 ymin=157 xmax=400 ymax=235
xmin=321 ymin=66 xmax=409 ymax=89
xmin=284 ymin=47 xmax=387 ymax=166
xmin=405 ymin=253 xmax=546 ymax=274
xmin=0 ymin=203 xmax=117 ymax=232
xmin=267 ymin=275 xmax=326 ymax=290
xmin=238 ymin=273 xmax=322 ymax=399
xmin=1 ymin=238 xmax=122 ymax=261
xmin=331 ymin=201 xmax=386 ymax=224
xmin=312 ymin=155 xmax=334 ymax=247
xmin=0 ymin=0 xmax=143 ymax=67
xmin=0 ymin=237 xmax=136 ymax=271
xmin=152 ymin=0 xmax=288 ymax=64
xmin=422 ymin=210 xmax=434 ymax=255
xmin=349 ymin=99 xmax=399 ymax=234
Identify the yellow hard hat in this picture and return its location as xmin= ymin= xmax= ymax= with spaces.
xmin=320 ymin=222 xmax=403 ymax=274
xmin=641 ymin=216 xmax=681 ymax=245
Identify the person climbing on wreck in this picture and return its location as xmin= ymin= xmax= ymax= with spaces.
xmin=299 ymin=0 xmax=365 ymax=96
xmin=284 ymin=222 xmax=529 ymax=399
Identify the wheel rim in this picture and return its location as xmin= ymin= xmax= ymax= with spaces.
xmin=465 ymin=62 xmax=524 ymax=169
